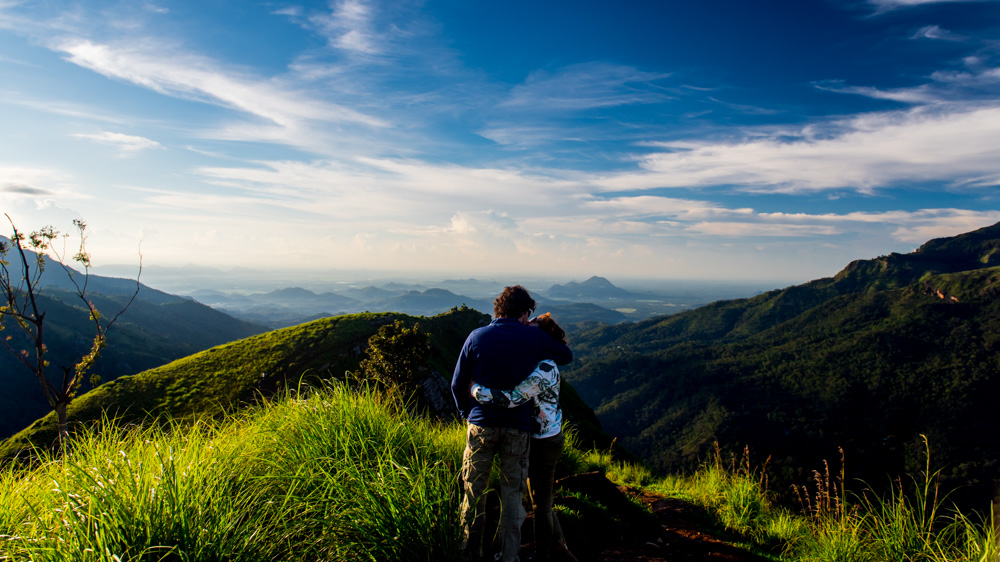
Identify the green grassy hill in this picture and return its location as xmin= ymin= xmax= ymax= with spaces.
xmin=1 ymin=307 xmax=609 ymax=464
xmin=565 ymin=222 xmax=1000 ymax=509
xmin=0 ymin=308 xmax=469 ymax=459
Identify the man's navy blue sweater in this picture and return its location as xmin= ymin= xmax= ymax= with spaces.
xmin=451 ymin=317 xmax=573 ymax=433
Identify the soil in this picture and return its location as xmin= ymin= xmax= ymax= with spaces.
xmin=518 ymin=472 xmax=775 ymax=562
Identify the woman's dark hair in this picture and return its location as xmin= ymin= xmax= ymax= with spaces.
xmin=493 ymin=285 xmax=536 ymax=318
xmin=534 ymin=312 xmax=567 ymax=345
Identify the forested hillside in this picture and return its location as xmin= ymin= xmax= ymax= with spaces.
xmin=564 ymin=222 xmax=1000 ymax=509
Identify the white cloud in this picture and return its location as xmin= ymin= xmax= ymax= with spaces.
xmin=817 ymin=62 xmax=1000 ymax=105
xmin=72 ymin=131 xmax=163 ymax=156
xmin=912 ymin=25 xmax=966 ymax=41
xmin=685 ymin=222 xmax=842 ymax=237
xmin=885 ymin=209 xmax=1000 ymax=242
xmin=313 ymin=0 xmax=380 ymax=54
xmin=706 ymin=96 xmax=781 ymax=115
xmin=0 ymin=166 xmax=75 ymax=198
xmin=597 ymin=104 xmax=1000 ymax=194
xmin=56 ymin=39 xmax=388 ymax=130
xmin=500 ymin=62 xmax=670 ymax=111
xmin=869 ymin=0 xmax=988 ymax=11
xmin=815 ymin=81 xmax=939 ymax=104
xmin=2 ymin=93 xmax=128 ymax=124
xmin=477 ymin=125 xmax=579 ymax=148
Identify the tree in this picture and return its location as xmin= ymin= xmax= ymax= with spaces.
xmin=0 ymin=215 xmax=139 ymax=449
xmin=359 ymin=319 xmax=430 ymax=390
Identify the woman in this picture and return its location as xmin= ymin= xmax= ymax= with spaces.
xmin=471 ymin=312 xmax=579 ymax=562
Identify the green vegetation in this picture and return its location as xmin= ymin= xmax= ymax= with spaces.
xmin=0 ymin=287 xmax=264 ymax=441
xmin=565 ymin=221 xmax=1000 ymax=510
xmin=359 ymin=319 xmax=431 ymax=390
xmin=1 ymin=218 xmax=141 ymax=448
xmin=1 ymin=383 xmax=996 ymax=561
xmin=0 ymin=383 xmax=463 ymax=561
xmin=4 ymin=220 xmax=1000 ymax=560
xmin=0 ymin=308 xmax=489 ymax=461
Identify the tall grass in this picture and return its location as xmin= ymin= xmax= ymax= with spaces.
xmin=248 ymin=382 xmax=462 ymax=561
xmin=0 ymin=417 xmax=274 ymax=561
xmin=3 ymin=386 xmax=998 ymax=562
xmin=659 ymin=438 xmax=1000 ymax=562
xmin=839 ymin=436 xmax=1000 ymax=562
xmin=0 ymin=382 xmax=464 ymax=562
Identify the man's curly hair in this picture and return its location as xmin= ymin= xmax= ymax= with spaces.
xmin=493 ymin=285 xmax=536 ymax=319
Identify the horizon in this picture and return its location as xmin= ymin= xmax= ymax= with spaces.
xmin=91 ymin=262 xmax=790 ymax=299
xmin=2 ymin=0 xmax=1000 ymax=281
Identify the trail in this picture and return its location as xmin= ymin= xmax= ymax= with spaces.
xmin=525 ymin=472 xmax=774 ymax=562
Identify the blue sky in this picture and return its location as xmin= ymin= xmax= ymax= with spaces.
xmin=1 ymin=0 xmax=999 ymax=284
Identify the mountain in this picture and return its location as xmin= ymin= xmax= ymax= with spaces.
xmin=546 ymin=276 xmax=637 ymax=300
xmin=541 ymin=276 xmax=715 ymax=320
xmin=564 ymin=222 xmax=1000 ymax=509
xmin=0 ymin=267 xmax=265 ymax=440
xmin=373 ymin=288 xmax=492 ymax=317
xmin=336 ymin=285 xmax=398 ymax=302
xmin=192 ymin=286 xmax=495 ymax=329
xmin=260 ymin=287 xmax=359 ymax=308
xmin=1 ymin=307 xmax=610 ymax=462
xmin=535 ymin=300 xmax=629 ymax=328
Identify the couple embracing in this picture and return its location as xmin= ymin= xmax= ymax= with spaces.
xmin=451 ymin=285 xmax=579 ymax=562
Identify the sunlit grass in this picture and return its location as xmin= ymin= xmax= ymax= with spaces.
xmin=0 ymin=383 xmax=464 ymax=561
xmin=2 ymin=387 xmax=997 ymax=562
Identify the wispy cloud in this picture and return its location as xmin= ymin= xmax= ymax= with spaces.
xmin=912 ymin=25 xmax=966 ymax=41
xmin=868 ymin=0 xmax=989 ymax=12
xmin=817 ymin=59 xmax=1000 ymax=105
xmin=193 ymin=156 xmax=582 ymax=220
xmin=815 ymin=80 xmax=940 ymax=103
xmin=685 ymin=222 xmax=842 ymax=237
xmin=598 ymin=104 xmax=1000 ymax=194
xmin=499 ymin=62 xmax=670 ymax=111
xmin=58 ymin=39 xmax=387 ymax=129
xmin=0 ymin=166 xmax=74 ymax=196
xmin=313 ymin=0 xmax=380 ymax=55
xmin=480 ymin=62 xmax=674 ymax=148
xmin=73 ymin=131 xmax=164 ymax=156
xmin=886 ymin=209 xmax=1000 ymax=242
xmin=2 ymin=93 xmax=129 ymax=123
xmin=706 ymin=96 xmax=781 ymax=115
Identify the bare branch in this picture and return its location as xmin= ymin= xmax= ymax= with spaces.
xmin=103 ymin=242 xmax=142 ymax=335
xmin=0 ymin=215 xmax=140 ymax=451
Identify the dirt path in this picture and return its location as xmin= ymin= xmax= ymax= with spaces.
xmin=547 ymin=472 xmax=773 ymax=562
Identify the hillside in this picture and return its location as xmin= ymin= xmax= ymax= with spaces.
xmin=0 ymin=307 xmax=609 ymax=462
xmin=564 ymin=222 xmax=1000 ymax=509
xmin=0 ymin=285 xmax=264 ymax=441
xmin=0 ymin=381 xmax=800 ymax=562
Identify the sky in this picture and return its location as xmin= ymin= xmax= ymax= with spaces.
xmin=1 ymin=0 xmax=1000 ymax=285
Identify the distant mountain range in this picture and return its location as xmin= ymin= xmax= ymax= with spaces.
xmin=186 ymin=275 xmax=729 ymax=330
xmin=563 ymin=221 xmax=1000 ymax=510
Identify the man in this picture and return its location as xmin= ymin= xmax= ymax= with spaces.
xmin=452 ymin=285 xmax=573 ymax=562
